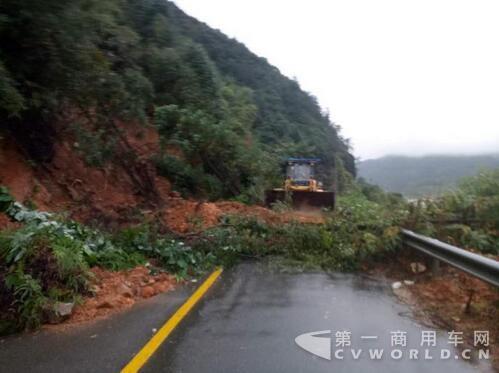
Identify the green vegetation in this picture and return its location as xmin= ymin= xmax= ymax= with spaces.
xmin=1 ymin=169 xmax=498 ymax=334
xmin=407 ymin=169 xmax=499 ymax=255
xmin=0 ymin=191 xmax=215 ymax=333
xmin=194 ymin=199 xmax=403 ymax=272
xmin=358 ymin=154 xmax=499 ymax=198
xmin=0 ymin=0 xmax=353 ymax=200
xmin=0 ymin=0 xmax=363 ymax=333
xmin=0 ymin=203 xmax=91 ymax=332
xmin=1 ymin=1 xmax=498 ymax=335
xmin=0 ymin=183 xmax=405 ymax=333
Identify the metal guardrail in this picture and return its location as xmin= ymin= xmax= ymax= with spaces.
xmin=401 ymin=229 xmax=499 ymax=287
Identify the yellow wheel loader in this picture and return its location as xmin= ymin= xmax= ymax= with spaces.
xmin=265 ymin=158 xmax=335 ymax=209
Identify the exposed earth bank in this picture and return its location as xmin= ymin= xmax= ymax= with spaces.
xmin=0 ymin=122 xmax=325 ymax=329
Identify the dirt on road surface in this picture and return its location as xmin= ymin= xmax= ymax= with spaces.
xmin=141 ymin=262 xmax=490 ymax=373
xmin=1 ymin=262 xmax=491 ymax=373
xmin=370 ymin=250 xmax=499 ymax=370
xmin=68 ymin=266 xmax=177 ymax=324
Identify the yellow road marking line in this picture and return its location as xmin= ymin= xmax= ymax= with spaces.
xmin=121 ymin=267 xmax=223 ymax=373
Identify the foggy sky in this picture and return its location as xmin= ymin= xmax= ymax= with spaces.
xmin=173 ymin=0 xmax=499 ymax=160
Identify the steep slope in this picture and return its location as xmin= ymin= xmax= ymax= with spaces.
xmin=0 ymin=0 xmax=354 ymax=207
xmin=165 ymin=2 xmax=355 ymax=177
xmin=0 ymin=120 xmax=172 ymax=226
xmin=358 ymin=154 xmax=499 ymax=197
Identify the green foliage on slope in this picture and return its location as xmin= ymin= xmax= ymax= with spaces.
xmin=165 ymin=3 xmax=355 ymax=181
xmin=408 ymin=169 xmax=499 ymax=255
xmin=0 ymin=0 xmax=354 ymax=199
xmin=0 ymin=190 xmax=217 ymax=333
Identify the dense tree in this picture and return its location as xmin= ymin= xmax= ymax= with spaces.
xmin=0 ymin=0 xmax=354 ymax=199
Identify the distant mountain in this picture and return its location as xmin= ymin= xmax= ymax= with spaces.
xmin=357 ymin=154 xmax=499 ymax=198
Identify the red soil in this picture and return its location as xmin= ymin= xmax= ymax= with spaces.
xmin=69 ymin=266 xmax=176 ymax=324
xmin=0 ymin=122 xmax=170 ymax=226
xmin=161 ymin=198 xmax=325 ymax=233
xmin=0 ymin=138 xmax=52 ymax=210
xmin=1 ymin=120 xmax=324 ymax=233
xmin=370 ymin=251 xmax=499 ymax=370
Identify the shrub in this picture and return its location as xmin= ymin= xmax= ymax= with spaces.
xmin=0 ymin=224 xmax=90 ymax=332
xmin=190 ymin=195 xmax=407 ymax=272
xmin=71 ymin=124 xmax=118 ymax=167
xmin=0 ymin=185 xmax=411 ymax=334
xmin=4 ymin=271 xmax=46 ymax=330
xmin=407 ymin=170 xmax=499 ymax=254
xmin=155 ymin=154 xmax=223 ymax=199
xmin=0 ymin=186 xmax=14 ymax=212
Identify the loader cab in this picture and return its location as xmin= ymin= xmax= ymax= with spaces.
xmin=285 ymin=158 xmax=320 ymax=191
xmin=287 ymin=163 xmax=313 ymax=182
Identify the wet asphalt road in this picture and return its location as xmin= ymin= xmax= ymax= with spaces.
xmin=142 ymin=262 xmax=490 ymax=373
xmin=0 ymin=285 xmax=194 ymax=373
xmin=0 ymin=262 xmax=492 ymax=372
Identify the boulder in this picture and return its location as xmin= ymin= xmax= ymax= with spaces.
xmin=44 ymin=301 xmax=74 ymax=324
xmin=410 ymin=262 xmax=427 ymax=274
xmin=54 ymin=302 xmax=74 ymax=317
xmin=391 ymin=281 xmax=402 ymax=290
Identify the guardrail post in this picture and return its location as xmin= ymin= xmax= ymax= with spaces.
xmin=464 ymin=289 xmax=475 ymax=314
xmin=431 ymin=258 xmax=440 ymax=275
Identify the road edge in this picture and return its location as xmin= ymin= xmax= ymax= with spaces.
xmin=121 ymin=267 xmax=223 ymax=373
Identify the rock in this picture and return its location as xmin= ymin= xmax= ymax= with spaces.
xmin=403 ymin=280 xmax=415 ymax=286
xmin=44 ymin=302 xmax=74 ymax=324
xmin=54 ymin=302 xmax=74 ymax=317
xmin=392 ymin=286 xmax=417 ymax=305
xmin=391 ymin=281 xmax=402 ymax=290
xmin=140 ymin=286 xmax=156 ymax=298
xmin=117 ymin=283 xmax=134 ymax=298
xmin=410 ymin=262 xmax=427 ymax=274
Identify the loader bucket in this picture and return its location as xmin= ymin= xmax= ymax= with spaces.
xmin=265 ymin=190 xmax=335 ymax=209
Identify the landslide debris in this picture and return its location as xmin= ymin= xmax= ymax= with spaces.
xmin=68 ymin=266 xmax=176 ymax=324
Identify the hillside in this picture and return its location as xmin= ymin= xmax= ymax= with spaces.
xmin=358 ymin=154 xmax=499 ymax=197
xmin=0 ymin=0 xmax=356 ymax=333
xmin=0 ymin=0 xmax=354 ymax=215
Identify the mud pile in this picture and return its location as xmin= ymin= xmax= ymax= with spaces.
xmin=69 ymin=266 xmax=176 ymax=324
